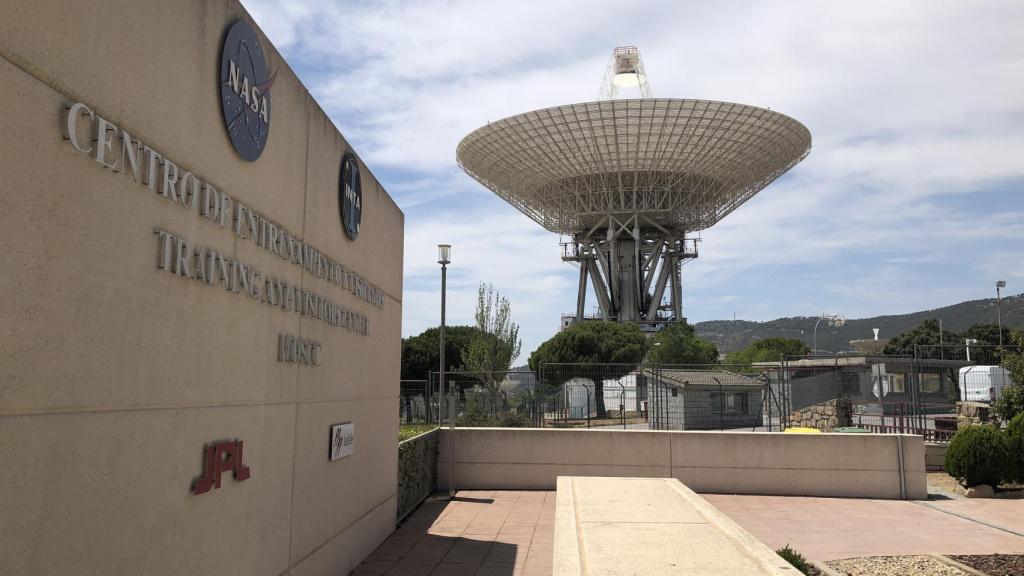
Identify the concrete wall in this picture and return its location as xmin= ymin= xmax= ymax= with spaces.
xmin=925 ymin=441 xmax=949 ymax=471
xmin=0 ymin=2 xmax=402 ymax=575
xmin=438 ymin=428 xmax=927 ymax=500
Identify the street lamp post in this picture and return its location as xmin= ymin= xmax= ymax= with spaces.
xmin=966 ymin=338 xmax=979 ymax=363
xmin=813 ymin=313 xmax=845 ymax=354
xmin=997 ymin=280 xmax=1006 ymax=347
xmin=437 ymin=244 xmax=454 ymax=499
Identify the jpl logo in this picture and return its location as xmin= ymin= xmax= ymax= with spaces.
xmin=193 ymin=440 xmax=251 ymax=495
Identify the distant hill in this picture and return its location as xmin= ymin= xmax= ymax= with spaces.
xmin=695 ymin=294 xmax=1024 ymax=354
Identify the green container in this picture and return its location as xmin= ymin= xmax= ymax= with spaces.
xmin=834 ymin=426 xmax=871 ymax=433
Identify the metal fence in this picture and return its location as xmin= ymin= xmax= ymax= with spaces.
xmin=401 ymin=364 xmax=786 ymax=432
xmin=781 ymin=344 xmax=1020 ymax=441
xmin=399 ymin=380 xmax=434 ymax=425
xmin=400 ymin=343 xmax=1021 ymax=440
xmin=647 ymin=364 xmax=785 ymax=432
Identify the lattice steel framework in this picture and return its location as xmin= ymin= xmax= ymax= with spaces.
xmin=598 ymin=46 xmax=653 ymax=100
xmin=456 ymin=72 xmax=811 ymax=327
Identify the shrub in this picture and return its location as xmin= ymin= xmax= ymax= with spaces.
xmin=1004 ymin=413 xmax=1024 ymax=484
xmin=945 ymin=425 xmax=1009 ymax=487
xmin=777 ymin=544 xmax=813 ymax=575
xmin=993 ymin=384 xmax=1024 ymax=424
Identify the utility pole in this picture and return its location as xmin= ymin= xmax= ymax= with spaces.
xmin=996 ymin=281 xmax=1006 ymax=347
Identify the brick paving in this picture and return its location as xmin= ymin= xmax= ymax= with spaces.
xmin=703 ymin=493 xmax=1024 ymax=561
xmin=353 ymin=491 xmax=555 ymax=576
xmin=355 ymin=488 xmax=1024 ymax=574
xmin=929 ymin=497 xmax=1024 ymax=535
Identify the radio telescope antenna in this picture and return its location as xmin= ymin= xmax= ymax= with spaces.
xmin=598 ymin=46 xmax=653 ymax=100
xmin=458 ymin=46 xmax=810 ymax=332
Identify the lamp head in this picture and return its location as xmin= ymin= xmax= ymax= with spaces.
xmin=437 ymin=244 xmax=451 ymax=265
xmin=997 ymin=280 xmax=1006 ymax=289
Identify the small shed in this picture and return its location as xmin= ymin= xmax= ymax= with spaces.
xmin=648 ymin=369 xmax=765 ymax=430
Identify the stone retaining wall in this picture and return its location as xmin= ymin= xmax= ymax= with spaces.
xmin=397 ymin=428 xmax=438 ymax=522
xmin=956 ymin=401 xmax=991 ymax=428
xmin=789 ymin=399 xmax=853 ymax=431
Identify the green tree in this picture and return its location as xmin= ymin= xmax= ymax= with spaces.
xmin=463 ymin=283 xmax=522 ymax=406
xmin=994 ymin=385 xmax=1024 ymax=423
xmin=962 ymin=324 xmax=1014 ymax=348
xmin=945 ymin=425 xmax=1008 ymax=488
xmin=994 ymin=333 xmax=1024 ymax=422
xmin=647 ymin=322 xmax=719 ymax=365
xmin=883 ymin=321 xmax=1015 ymax=361
xmin=528 ymin=321 xmax=648 ymax=416
xmin=725 ymin=337 xmax=810 ymax=365
xmin=882 ymin=319 xmax=957 ymax=356
xmin=1002 ymin=332 xmax=1024 ymax=385
xmin=1004 ymin=413 xmax=1024 ymax=483
xmin=400 ymin=325 xmax=483 ymax=380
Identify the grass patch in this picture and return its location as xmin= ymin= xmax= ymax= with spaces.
xmin=777 ymin=544 xmax=815 ymax=575
xmin=399 ymin=424 xmax=438 ymax=443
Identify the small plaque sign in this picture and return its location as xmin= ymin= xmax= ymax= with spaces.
xmin=329 ymin=422 xmax=355 ymax=461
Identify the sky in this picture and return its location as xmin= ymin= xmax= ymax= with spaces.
xmin=242 ymin=0 xmax=1024 ymax=362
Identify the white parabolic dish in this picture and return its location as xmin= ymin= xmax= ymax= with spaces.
xmin=457 ymin=98 xmax=812 ymax=235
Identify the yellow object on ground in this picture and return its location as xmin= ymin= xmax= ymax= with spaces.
xmin=784 ymin=427 xmax=823 ymax=434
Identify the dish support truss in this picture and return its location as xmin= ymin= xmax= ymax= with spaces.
xmin=562 ymin=214 xmax=698 ymax=327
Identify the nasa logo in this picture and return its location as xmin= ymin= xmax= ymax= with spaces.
xmin=220 ymin=20 xmax=276 ymax=162
xmin=340 ymin=153 xmax=362 ymax=240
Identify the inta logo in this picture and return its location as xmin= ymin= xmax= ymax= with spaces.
xmin=340 ymin=153 xmax=362 ymax=240
xmin=220 ymin=20 xmax=276 ymax=162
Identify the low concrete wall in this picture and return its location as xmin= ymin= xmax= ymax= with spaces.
xmin=439 ymin=428 xmax=926 ymax=500
xmin=925 ymin=442 xmax=949 ymax=471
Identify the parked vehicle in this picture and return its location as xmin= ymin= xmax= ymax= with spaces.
xmin=958 ymin=366 xmax=1012 ymax=403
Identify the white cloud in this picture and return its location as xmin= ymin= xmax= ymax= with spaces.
xmin=242 ymin=0 xmax=1024 ymax=357
xmin=400 ymin=204 xmax=577 ymax=362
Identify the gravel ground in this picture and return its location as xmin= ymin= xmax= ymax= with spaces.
xmin=950 ymin=554 xmax=1024 ymax=575
xmin=928 ymin=472 xmax=1024 ymax=499
xmin=928 ymin=472 xmax=966 ymax=498
xmin=827 ymin=555 xmax=970 ymax=575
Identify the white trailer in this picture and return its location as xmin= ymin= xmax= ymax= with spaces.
xmin=959 ymin=365 xmax=1012 ymax=403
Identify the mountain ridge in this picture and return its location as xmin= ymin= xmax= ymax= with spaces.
xmin=694 ymin=293 xmax=1024 ymax=354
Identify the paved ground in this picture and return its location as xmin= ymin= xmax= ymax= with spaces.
xmin=357 ymin=489 xmax=1024 ymax=574
xmin=703 ymin=493 xmax=1024 ymax=561
xmin=354 ymin=491 xmax=555 ymax=576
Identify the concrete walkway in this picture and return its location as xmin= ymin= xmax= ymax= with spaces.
xmin=353 ymin=491 xmax=555 ymax=576
xmin=703 ymin=493 xmax=1024 ymax=561
xmin=555 ymin=477 xmax=794 ymax=576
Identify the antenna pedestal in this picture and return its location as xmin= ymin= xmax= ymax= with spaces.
xmin=563 ymin=215 xmax=697 ymax=331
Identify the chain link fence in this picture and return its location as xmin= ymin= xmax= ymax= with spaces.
xmin=401 ymin=364 xmax=785 ymax=432
xmin=781 ymin=344 xmax=1021 ymax=440
xmin=401 ymin=343 xmax=1021 ymax=440
xmin=399 ymin=379 xmax=434 ymax=425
